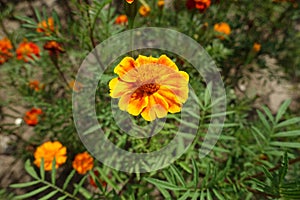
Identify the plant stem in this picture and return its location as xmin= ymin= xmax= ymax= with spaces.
xmin=41 ymin=180 xmax=80 ymax=200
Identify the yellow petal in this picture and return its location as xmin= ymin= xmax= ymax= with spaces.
xmin=157 ymin=55 xmax=178 ymax=71
xmin=110 ymin=79 xmax=136 ymax=98
xmin=141 ymin=93 xmax=168 ymax=121
xmin=118 ymin=92 xmax=132 ymax=111
xmin=114 ymin=57 xmax=136 ymax=77
xmin=136 ymin=55 xmax=158 ymax=67
xmin=157 ymin=86 xmax=182 ymax=113
xmin=128 ymin=93 xmax=149 ymax=116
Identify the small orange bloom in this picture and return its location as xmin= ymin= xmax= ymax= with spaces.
xmin=69 ymin=80 xmax=83 ymax=92
xmin=29 ymin=80 xmax=44 ymax=91
xmin=158 ymin=0 xmax=165 ymax=8
xmin=72 ymin=152 xmax=94 ymax=175
xmin=34 ymin=141 xmax=67 ymax=171
xmin=89 ymin=170 xmax=107 ymax=188
xmin=214 ymin=22 xmax=231 ymax=40
xmin=125 ymin=0 xmax=134 ymax=4
xmin=186 ymin=0 xmax=211 ymax=12
xmin=24 ymin=108 xmax=43 ymax=126
xmin=115 ymin=14 xmax=128 ymax=25
xmin=16 ymin=41 xmax=40 ymax=62
xmin=43 ymin=41 xmax=64 ymax=56
xmin=0 ymin=37 xmax=13 ymax=65
xmin=139 ymin=5 xmax=151 ymax=17
xmin=109 ymin=55 xmax=189 ymax=121
xmin=37 ymin=17 xmax=55 ymax=35
xmin=253 ymin=43 xmax=261 ymax=53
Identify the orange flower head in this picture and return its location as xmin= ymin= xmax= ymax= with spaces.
xmin=34 ymin=141 xmax=67 ymax=171
xmin=24 ymin=108 xmax=43 ymax=126
xmin=29 ymin=80 xmax=44 ymax=92
xmin=72 ymin=152 xmax=94 ymax=174
xmin=139 ymin=5 xmax=151 ymax=17
xmin=214 ymin=22 xmax=231 ymax=40
xmin=69 ymin=80 xmax=83 ymax=92
xmin=158 ymin=0 xmax=165 ymax=8
xmin=43 ymin=41 xmax=64 ymax=56
xmin=37 ymin=17 xmax=55 ymax=35
xmin=16 ymin=41 xmax=40 ymax=62
xmin=253 ymin=42 xmax=261 ymax=53
xmin=115 ymin=14 xmax=128 ymax=25
xmin=109 ymin=55 xmax=189 ymax=121
xmin=186 ymin=0 xmax=211 ymax=12
xmin=125 ymin=0 xmax=135 ymax=4
xmin=0 ymin=37 xmax=13 ymax=64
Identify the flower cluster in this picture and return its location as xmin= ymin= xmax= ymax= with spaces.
xmin=0 ymin=37 xmax=13 ymax=64
xmin=24 ymin=108 xmax=43 ymax=126
xmin=214 ymin=22 xmax=231 ymax=39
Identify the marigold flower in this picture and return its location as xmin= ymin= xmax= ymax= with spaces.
xmin=37 ymin=17 xmax=55 ymax=35
xmin=72 ymin=152 xmax=94 ymax=175
xmin=253 ymin=42 xmax=261 ymax=53
xmin=89 ymin=170 xmax=107 ymax=188
xmin=0 ymin=37 xmax=13 ymax=65
xmin=24 ymin=108 xmax=43 ymax=126
xmin=34 ymin=141 xmax=67 ymax=171
xmin=214 ymin=22 xmax=231 ymax=40
xmin=109 ymin=55 xmax=189 ymax=121
xmin=43 ymin=41 xmax=64 ymax=56
xmin=125 ymin=0 xmax=134 ymax=4
xmin=29 ymin=80 xmax=44 ymax=92
xmin=158 ymin=0 xmax=165 ymax=8
xmin=16 ymin=41 xmax=40 ymax=62
xmin=139 ymin=5 xmax=151 ymax=17
xmin=186 ymin=0 xmax=211 ymax=12
xmin=115 ymin=14 xmax=128 ymax=25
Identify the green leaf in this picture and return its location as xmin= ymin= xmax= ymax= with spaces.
xmin=212 ymin=189 xmax=225 ymax=200
xmin=270 ymin=141 xmax=300 ymax=148
xmin=144 ymin=177 xmax=186 ymax=191
xmin=179 ymin=162 xmax=192 ymax=174
xmin=279 ymin=152 xmax=288 ymax=183
xmin=10 ymin=181 xmax=40 ymax=188
xmin=24 ymin=160 xmax=39 ymax=179
xmin=192 ymin=158 xmax=199 ymax=188
xmin=57 ymin=195 xmax=68 ymax=200
xmin=272 ymin=130 xmax=300 ymax=138
xmin=257 ymin=110 xmax=271 ymax=131
xmin=178 ymin=190 xmax=191 ymax=200
xmin=170 ymin=165 xmax=186 ymax=187
xmin=276 ymin=99 xmax=291 ymax=123
xmin=73 ymin=176 xmax=87 ymax=196
xmin=262 ymin=166 xmax=273 ymax=180
xmin=39 ymin=190 xmax=59 ymax=200
xmin=15 ymin=185 xmax=50 ymax=199
xmin=63 ymin=170 xmax=75 ymax=190
xmin=51 ymin=158 xmax=56 ymax=185
xmin=204 ymin=82 xmax=212 ymax=107
xmin=252 ymin=126 xmax=267 ymax=142
xmin=275 ymin=117 xmax=300 ymax=129
xmin=40 ymin=158 xmax=45 ymax=181
xmin=34 ymin=8 xmax=42 ymax=22
xmin=207 ymin=189 xmax=213 ymax=200
xmin=75 ymin=183 xmax=92 ymax=199
xmin=261 ymin=106 xmax=275 ymax=125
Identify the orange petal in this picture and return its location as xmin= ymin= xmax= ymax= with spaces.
xmin=135 ymin=55 xmax=158 ymax=67
xmin=141 ymin=93 xmax=168 ymax=121
xmin=118 ymin=92 xmax=133 ymax=111
xmin=128 ymin=93 xmax=149 ymax=116
xmin=157 ymin=55 xmax=178 ymax=71
xmin=110 ymin=78 xmax=136 ymax=98
xmin=114 ymin=57 xmax=136 ymax=77
xmin=157 ymin=86 xmax=182 ymax=113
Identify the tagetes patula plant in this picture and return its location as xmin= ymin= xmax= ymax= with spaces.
xmin=139 ymin=5 xmax=151 ymax=17
xmin=0 ymin=37 xmax=13 ymax=64
xmin=29 ymin=80 xmax=44 ymax=92
xmin=24 ymin=108 xmax=43 ymax=126
xmin=109 ymin=55 xmax=189 ymax=121
xmin=34 ymin=141 xmax=67 ymax=171
xmin=186 ymin=0 xmax=211 ymax=12
xmin=16 ymin=41 xmax=40 ymax=62
xmin=72 ymin=152 xmax=94 ymax=175
xmin=214 ymin=22 xmax=231 ymax=40
xmin=36 ymin=17 xmax=56 ymax=35
xmin=115 ymin=14 xmax=128 ymax=25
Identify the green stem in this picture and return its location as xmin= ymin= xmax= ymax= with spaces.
xmin=41 ymin=180 xmax=80 ymax=200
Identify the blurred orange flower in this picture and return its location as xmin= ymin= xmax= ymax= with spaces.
xmin=125 ymin=0 xmax=134 ymax=4
xmin=0 ymin=37 xmax=13 ymax=65
xmin=24 ymin=108 xmax=43 ymax=126
xmin=109 ymin=55 xmax=189 ymax=121
xmin=72 ymin=152 xmax=94 ymax=175
xmin=16 ymin=41 xmax=40 ymax=62
xmin=115 ymin=14 xmax=128 ymax=25
xmin=29 ymin=80 xmax=44 ymax=91
xmin=69 ymin=80 xmax=83 ymax=92
xmin=43 ymin=41 xmax=64 ymax=56
xmin=253 ymin=42 xmax=261 ymax=52
xmin=214 ymin=22 xmax=231 ymax=39
xmin=139 ymin=5 xmax=151 ymax=17
xmin=34 ymin=141 xmax=67 ymax=171
xmin=158 ymin=0 xmax=165 ymax=8
xmin=186 ymin=0 xmax=211 ymax=12
xmin=37 ymin=17 xmax=55 ymax=35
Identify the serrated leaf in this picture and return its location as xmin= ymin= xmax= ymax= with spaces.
xmin=39 ymin=190 xmax=59 ymax=200
xmin=257 ymin=110 xmax=271 ymax=131
xmin=10 ymin=180 xmax=40 ymax=188
xmin=262 ymin=106 xmax=275 ymax=125
xmin=15 ymin=185 xmax=50 ymax=199
xmin=144 ymin=177 xmax=186 ymax=191
xmin=24 ymin=160 xmax=39 ymax=179
xmin=275 ymin=117 xmax=300 ymax=129
xmin=276 ymin=99 xmax=291 ymax=123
